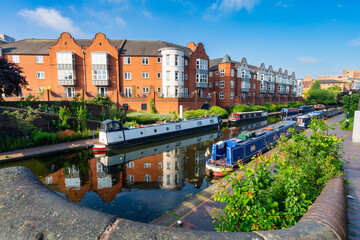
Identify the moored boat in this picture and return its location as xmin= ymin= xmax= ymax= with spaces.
xmin=228 ymin=111 xmax=268 ymax=124
xmin=206 ymin=121 xmax=297 ymax=176
xmin=314 ymin=104 xmax=326 ymax=110
xmin=300 ymin=105 xmax=315 ymax=113
xmin=92 ymin=115 xmax=222 ymax=151
xmin=296 ymin=111 xmax=324 ymax=128
xmin=281 ymin=108 xmax=299 ymax=115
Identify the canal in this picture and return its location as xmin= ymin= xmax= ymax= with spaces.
xmin=0 ymin=115 xmax=281 ymax=223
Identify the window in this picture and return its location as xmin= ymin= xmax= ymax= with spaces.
xmin=97 ymin=87 xmax=108 ymax=97
xmin=196 ymin=59 xmax=208 ymax=70
xmin=157 ymin=57 xmax=161 ymax=63
xmin=253 ymin=84 xmax=256 ymax=89
xmin=209 ymin=71 xmax=213 ymax=77
xmin=36 ymin=56 xmax=43 ymax=64
xmin=231 ymin=69 xmax=234 ymax=77
xmin=219 ymin=91 xmax=224 ymax=99
xmin=124 ymin=57 xmax=131 ymax=64
xmin=196 ymin=74 xmax=208 ymax=83
xmin=57 ymin=52 xmax=73 ymax=64
xmin=144 ymin=163 xmax=151 ymax=168
xmin=142 ymin=72 xmax=149 ymax=79
xmin=38 ymin=86 xmax=46 ymax=93
xmin=209 ymin=82 xmax=213 ymax=87
xmin=157 ymin=72 xmax=161 ymax=78
xmin=220 ymin=81 xmax=225 ymax=88
xmin=216 ymin=70 xmax=218 ymax=75
xmin=175 ymin=72 xmax=179 ymax=80
xmin=215 ymin=81 xmax=218 ymax=86
xmin=166 ymin=55 xmax=170 ymax=66
xmin=230 ymin=91 xmax=234 ymax=99
xmin=91 ymin=52 xmax=107 ymax=64
xmin=241 ymin=70 xmax=246 ymax=78
xmin=185 ymin=74 xmax=188 ymax=80
xmin=250 ymin=144 xmax=256 ymax=152
xmin=58 ymin=70 xmax=73 ymax=80
xmin=144 ymin=174 xmax=151 ymax=182
xmin=241 ymin=81 xmax=250 ymax=89
xmin=142 ymin=57 xmax=149 ymax=65
xmin=260 ymin=74 xmax=264 ymax=81
xmin=127 ymin=175 xmax=134 ymax=181
xmin=157 ymin=87 xmax=161 ymax=93
xmin=123 ymin=104 xmax=128 ymax=110
xmin=230 ymin=80 xmax=234 ymax=88
xmin=269 ymin=76 xmax=272 ymax=82
xmin=124 ymin=72 xmax=131 ymax=80
xmin=127 ymin=162 xmax=134 ymax=168
xmin=166 ymin=72 xmax=170 ymax=80
xmin=185 ymin=59 xmax=188 ymax=66
xmin=175 ymin=55 xmax=179 ymax=66
xmin=241 ymin=93 xmax=246 ymax=100
xmin=12 ymin=55 xmax=20 ymax=63
xmin=37 ymin=71 xmax=45 ymax=79
xmin=158 ymin=162 xmax=162 ymax=168
xmin=93 ymin=70 xmax=108 ymax=80
xmin=220 ymin=69 xmax=225 ymax=77
xmin=142 ymin=87 xmax=149 ymax=93
xmin=141 ymin=104 xmax=147 ymax=110
xmin=65 ymin=87 xmax=75 ymax=98
xmin=125 ymin=87 xmax=132 ymax=97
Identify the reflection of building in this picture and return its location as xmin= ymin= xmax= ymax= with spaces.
xmin=161 ymin=149 xmax=185 ymax=190
xmin=125 ymin=155 xmax=163 ymax=186
xmin=304 ymin=69 xmax=360 ymax=92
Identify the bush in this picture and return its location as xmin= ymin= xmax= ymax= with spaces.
xmin=288 ymin=101 xmax=303 ymax=108
xmin=56 ymin=129 xmax=80 ymax=142
xmin=126 ymin=112 xmax=177 ymax=124
xmin=126 ymin=115 xmax=156 ymax=124
xmin=0 ymin=136 xmax=29 ymax=153
xmin=124 ymin=120 xmax=138 ymax=127
xmin=210 ymin=106 xmax=228 ymax=119
xmin=87 ymin=95 xmax=114 ymax=106
xmin=264 ymin=103 xmax=277 ymax=112
xmin=32 ymin=131 xmax=56 ymax=144
xmin=213 ymin=119 xmax=344 ymax=232
xmin=183 ymin=109 xmax=210 ymax=118
xmin=230 ymin=104 xmax=252 ymax=113
xmin=108 ymin=105 xmax=126 ymax=122
xmin=275 ymin=104 xmax=288 ymax=111
xmin=58 ymin=106 xmax=71 ymax=130
xmin=340 ymin=117 xmax=354 ymax=131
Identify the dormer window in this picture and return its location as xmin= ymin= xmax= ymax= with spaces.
xmin=260 ymin=74 xmax=264 ymax=81
xmin=242 ymin=70 xmax=245 ymax=78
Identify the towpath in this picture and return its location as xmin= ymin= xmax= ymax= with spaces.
xmin=153 ymin=113 xmax=360 ymax=234
xmin=0 ymin=138 xmax=95 ymax=163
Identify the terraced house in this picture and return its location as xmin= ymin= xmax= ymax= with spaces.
xmin=0 ymin=32 xmax=302 ymax=113
xmin=209 ymin=55 xmax=301 ymax=109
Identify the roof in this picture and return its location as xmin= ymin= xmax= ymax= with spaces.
xmin=317 ymin=79 xmax=344 ymax=84
xmin=248 ymin=64 xmax=259 ymax=73
xmin=221 ymin=54 xmax=231 ymax=63
xmin=1 ymin=38 xmax=191 ymax=56
xmin=209 ymin=57 xmax=240 ymax=71
xmin=120 ymin=40 xmax=191 ymax=57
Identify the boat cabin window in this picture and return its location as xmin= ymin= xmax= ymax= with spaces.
xmin=197 ymin=121 xmax=202 ymax=126
xmin=210 ymin=119 xmax=214 ymax=123
xmin=250 ymin=144 xmax=256 ymax=152
xmin=101 ymin=121 xmax=122 ymax=132
xmin=175 ymin=124 xmax=181 ymax=130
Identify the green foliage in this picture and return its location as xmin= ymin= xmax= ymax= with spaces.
xmin=307 ymin=80 xmax=337 ymax=105
xmin=3 ymin=107 xmax=39 ymax=135
xmin=150 ymin=97 xmax=157 ymax=114
xmin=210 ymin=106 xmax=229 ymax=119
xmin=328 ymin=85 xmax=342 ymax=93
xmin=108 ymin=105 xmax=126 ymax=122
xmin=18 ymin=94 xmax=39 ymax=108
xmin=264 ymin=103 xmax=277 ymax=112
xmin=58 ymin=106 xmax=71 ymax=130
xmin=124 ymin=120 xmax=139 ymax=127
xmin=0 ymin=136 xmax=30 ymax=153
xmin=38 ymin=102 xmax=60 ymax=114
xmin=126 ymin=112 xmax=178 ymax=124
xmin=183 ymin=109 xmax=210 ymax=118
xmin=32 ymin=130 xmax=56 ymax=144
xmin=341 ymin=93 xmax=360 ymax=118
xmin=76 ymin=105 xmax=87 ymax=132
xmin=310 ymin=80 xmax=321 ymax=90
xmin=230 ymin=104 xmax=288 ymax=113
xmin=275 ymin=104 xmax=288 ymax=111
xmin=340 ymin=117 xmax=354 ymax=131
xmin=213 ymin=119 xmax=344 ymax=232
xmin=288 ymin=101 xmax=303 ymax=108
xmin=56 ymin=129 xmax=81 ymax=142
xmin=87 ymin=95 xmax=114 ymax=106
xmin=230 ymin=104 xmax=252 ymax=113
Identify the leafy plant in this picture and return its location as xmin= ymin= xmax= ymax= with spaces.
xmin=150 ymin=97 xmax=157 ymax=113
xmin=108 ymin=105 xmax=126 ymax=122
xmin=3 ymin=107 xmax=39 ymax=135
xmin=87 ymin=95 xmax=114 ymax=106
xmin=210 ymin=106 xmax=228 ymax=119
xmin=58 ymin=106 xmax=71 ymax=130
xmin=56 ymin=129 xmax=80 ymax=142
xmin=32 ymin=130 xmax=56 ymax=144
xmin=76 ymin=105 xmax=87 ymax=132
xmin=183 ymin=109 xmax=210 ymax=118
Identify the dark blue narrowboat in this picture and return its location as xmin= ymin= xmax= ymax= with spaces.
xmin=323 ymin=107 xmax=340 ymax=118
xmin=296 ymin=111 xmax=324 ymax=128
xmin=300 ymin=105 xmax=315 ymax=113
xmin=281 ymin=108 xmax=299 ymax=115
xmin=206 ymin=121 xmax=297 ymax=176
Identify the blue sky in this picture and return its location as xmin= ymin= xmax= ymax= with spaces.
xmin=1 ymin=0 xmax=359 ymax=78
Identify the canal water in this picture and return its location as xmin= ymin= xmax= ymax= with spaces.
xmin=0 ymin=115 xmax=281 ymax=223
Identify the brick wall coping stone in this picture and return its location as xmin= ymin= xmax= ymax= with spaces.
xmin=0 ymin=167 xmax=346 ymax=240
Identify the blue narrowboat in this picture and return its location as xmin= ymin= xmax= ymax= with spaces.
xmin=281 ymin=108 xmax=299 ymax=115
xmin=206 ymin=121 xmax=297 ymax=176
xmin=300 ymin=105 xmax=315 ymax=113
xmin=296 ymin=111 xmax=324 ymax=128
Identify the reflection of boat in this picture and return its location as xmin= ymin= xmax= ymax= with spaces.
xmin=229 ymin=120 xmax=268 ymax=137
xmin=96 ymin=131 xmax=221 ymax=174
xmin=93 ymin=115 xmax=222 ymax=151
xmin=206 ymin=121 xmax=297 ymax=176
xmin=228 ymin=111 xmax=268 ymax=124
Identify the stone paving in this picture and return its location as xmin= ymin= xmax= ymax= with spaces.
xmin=0 ymin=138 xmax=95 ymax=163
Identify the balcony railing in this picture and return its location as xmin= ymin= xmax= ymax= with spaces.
xmin=164 ymin=93 xmax=189 ymax=98
xmin=58 ymin=79 xmax=76 ymax=86
xmin=196 ymin=82 xmax=208 ymax=88
xmin=93 ymin=80 xmax=109 ymax=86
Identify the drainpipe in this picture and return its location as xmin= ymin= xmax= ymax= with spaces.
xmin=83 ymin=50 xmax=87 ymax=96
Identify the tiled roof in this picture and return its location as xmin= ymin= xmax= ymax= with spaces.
xmin=318 ymin=79 xmax=344 ymax=84
xmin=1 ymin=39 xmax=57 ymax=55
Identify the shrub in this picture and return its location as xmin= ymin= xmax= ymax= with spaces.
xmin=275 ymin=104 xmax=288 ymax=111
xmin=56 ymin=129 xmax=80 ymax=142
xmin=210 ymin=106 xmax=228 ymax=119
xmin=264 ymin=103 xmax=277 ymax=112
xmin=0 ymin=136 xmax=29 ymax=153
xmin=340 ymin=117 xmax=354 ymax=131
xmin=108 ymin=105 xmax=126 ymax=122
xmin=126 ymin=112 xmax=177 ymax=123
xmin=79 ymin=128 xmax=91 ymax=138
xmin=183 ymin=109 xmax=210 ymax=118
xmin=288 ymin=101 xmax=303 ymax=108
xmin=124 ymin=120 xmax=138 ymax=127
xmin=87 ymin=95 xmax=114 ymax=106
xmin=150 ymin=97 xmax=157 ymax=114
xmin=77 ymin=105 xmax=87 ymax=132
xmin=230 ymin=104 xmax=252 ymax=113
xmin=58 ymin=106 xmax=71 ymax=130
xmin=32 ymin=131 xmax=56 ymax=144
xmin=3 ymin=107 xmax=39 ymax=135
xmin=213 ymin=119 xmax=344 ymax=232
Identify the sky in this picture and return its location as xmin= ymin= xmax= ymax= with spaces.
xmin=1 ymin=0 xmax=360 ymax=78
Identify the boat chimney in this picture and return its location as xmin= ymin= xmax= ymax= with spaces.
xmin=179 ymin=105 xmax=183 ymax=119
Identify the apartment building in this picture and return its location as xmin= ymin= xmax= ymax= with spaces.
xmin=208 ymin=55 xmax=300 ymax=109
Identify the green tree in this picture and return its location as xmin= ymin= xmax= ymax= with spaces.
xmin=0 ymin=58 xmax=28 ymax=100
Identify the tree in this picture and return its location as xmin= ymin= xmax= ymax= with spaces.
xmin=0 ymin=58 xmax=28 ymax=101
xmin=310 ymin=80 xmax=321 ymax=91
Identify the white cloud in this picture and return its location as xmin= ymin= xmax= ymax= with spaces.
xmin=349 ymin=37 xmax=360 ymax=46
xmin=204 ymin=0 xmax=260 ymax=20
xmin=276 ymin=1 xmax=288 ymax=7
xmin=18 ymin=7 xmax=85 ymax=36
xmin=115 ymin=16 xmax=126 ymax=27
xmin=298 ymin=57 xmax=318 ymax=64
xmin=142 ymin=10 xmax=153 ymax=19
xmin=337 ymin=3 xmax=344 ymax=8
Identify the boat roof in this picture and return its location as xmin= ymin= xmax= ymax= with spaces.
xmin=233 ymin=110 xmax=266 ymax=114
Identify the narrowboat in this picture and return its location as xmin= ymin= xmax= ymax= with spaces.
xmin=296 ymin=111 xmax=324 ymax=128
xmin=281 ymin=108 xmax=299 ymax=115
xmin=228 ymin=111 xmax=268 ymax=124
xmin=300 ymin=105 xmax=315 ymax=113
xmin=323 ymin=107 xmax=340 ymax=119
xmin=92 ymin=115 xmax=222 ymax=151
xmin=206 ymin=121 xmax=297 ymax=177
xmin=314 ymin=104 xmax=326 ymax=110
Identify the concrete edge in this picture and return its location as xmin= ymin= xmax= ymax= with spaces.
xmin=0 ymin=166 xmax=347 ymax=239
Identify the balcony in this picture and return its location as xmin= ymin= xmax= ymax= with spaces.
xmin=260 ymin=87 xmax=267 ymax=93
xmin=268 ymin=89 xmax=274 ymax=94
xmin=58 ymin=79 xmax=76 ymax=86
xmin=93 ymin=80 xmax=109 ymax=86
xmin=57 ymin=64 xmax=75 ymax=70
xmin=196 ymin=82 xmax=208 ymax=88
xmin=241 ymin=87 xmax=250 ymax=92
